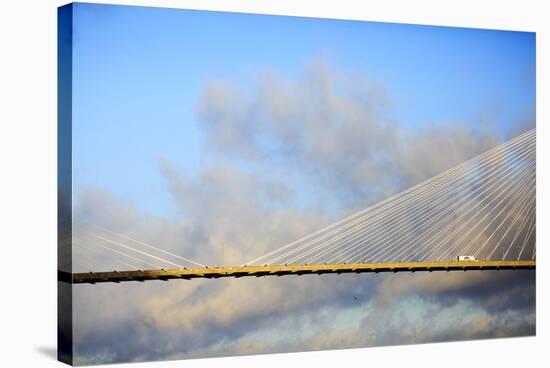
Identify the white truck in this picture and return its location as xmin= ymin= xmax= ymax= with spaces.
xmin=457 ymin=255 xmax=477 ymax=261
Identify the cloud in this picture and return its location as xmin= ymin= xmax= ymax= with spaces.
xmin=374 ymin=269 xmax=535 ymax=306
xmin=71 ymin=186 xmax=535 ymax=364
xmin=192 ymin=60 xmax=534 ymax=263
xmin=71 ymin=60 xmax=535 ymax=364
xmin=195 ymin=61 xmax=501 ymax=209
xmin=156 ymin=161 xmax=329 ymax=264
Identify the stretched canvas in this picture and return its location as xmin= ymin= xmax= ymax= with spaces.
xmin=58 ymin=3 xmax=536 ymax=366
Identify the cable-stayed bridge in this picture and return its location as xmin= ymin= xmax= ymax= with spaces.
xmin=60 ymin=129 xmax=536 ymax=284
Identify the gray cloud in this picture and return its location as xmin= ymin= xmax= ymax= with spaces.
xmin=195 ymin=61 xmax=503 ymax=210
xmin=71 ymin=60 xmax=535 ymax=365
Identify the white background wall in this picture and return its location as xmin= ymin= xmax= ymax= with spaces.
xmin=0 ymin=0 xmax=547 ymax=367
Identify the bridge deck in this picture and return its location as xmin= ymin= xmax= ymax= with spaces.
xmin=60 ymin=260 xmax=536 ymax=284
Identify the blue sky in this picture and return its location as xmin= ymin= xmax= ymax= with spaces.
xmin=72 ymin=2 xmax=535 ymax=218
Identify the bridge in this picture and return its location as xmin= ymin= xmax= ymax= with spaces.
xmin=60 ymin=261 xmax=534 ymax=284
xmin=60 ymin=129 xmax=536 ymax=284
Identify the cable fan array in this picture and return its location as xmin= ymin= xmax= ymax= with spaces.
xmin=60 ymin=223 xmax=204 ymax=273
xmin=246 ymin=129 xmax=536 ymax=266
xmin=63 ymin=129 xmax=535 ymax=273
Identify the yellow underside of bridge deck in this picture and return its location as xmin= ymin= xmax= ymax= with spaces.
xmin=60 ymin=260 xmax=536 ymax=284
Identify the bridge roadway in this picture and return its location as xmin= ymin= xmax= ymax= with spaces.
xmin=60 ymin=260 xmax=536 ymax=284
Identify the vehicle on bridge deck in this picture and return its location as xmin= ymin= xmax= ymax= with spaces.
xmin=457 ymin=255 xmax=477 ymax=261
